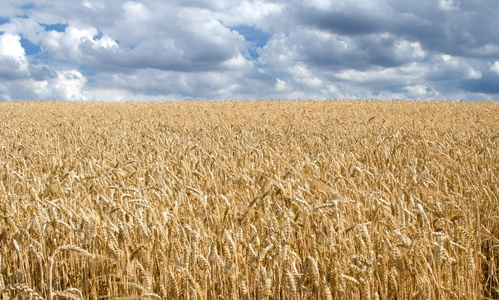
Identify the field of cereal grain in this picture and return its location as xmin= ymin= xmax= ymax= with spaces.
xmin=1 ymin=100 xmax=498 ymax=299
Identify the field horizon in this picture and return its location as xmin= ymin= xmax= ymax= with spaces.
xmin=2 ymin=98 xmax=498 ymax=102
xmin=1 ymin=100 xmax=498 ymax=299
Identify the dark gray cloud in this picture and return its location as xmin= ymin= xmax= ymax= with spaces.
xmin=293 ymin=0 xmax=499 ymax=64
xmin=296 ymin=6 xmax=387 ymax=36
xmin=0 ymin=0 xmax=498 ymax=100
xmin=462 ymin=72 xmax=499 ymax=94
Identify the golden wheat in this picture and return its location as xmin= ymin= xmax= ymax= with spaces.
xmin=0 ymin=100 xmax=498 ymax=299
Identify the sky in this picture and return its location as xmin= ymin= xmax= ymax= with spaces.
xmin=0 ymin=0 xmax=498 ymax=100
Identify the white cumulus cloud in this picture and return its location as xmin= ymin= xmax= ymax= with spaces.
xmin=0 ymin=0 xmax=498 ymax=100
xmin=0 ymin=33 xmax=29 ymax=79
xmin=123 ymin=1 xmax=150 ymax=23
xmin=439 ymin=0 xmax=459 ymax=11
xmin=490 ymin=61 xmax=499 ymax=75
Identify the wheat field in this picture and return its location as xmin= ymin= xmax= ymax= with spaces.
xmin=0 ymin=100 xmax=498 ymax=299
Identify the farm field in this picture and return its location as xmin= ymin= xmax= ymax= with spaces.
xmin=0 ymin=100 xmax=498 ymax=299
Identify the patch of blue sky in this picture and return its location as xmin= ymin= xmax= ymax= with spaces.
xmin=42 ymin=23 xmax=68 ymax=32
xmin=93 ymin=30 xmax=103 ymax=40
xmin=0 ymin=17 xmax=8 ymax=25
xmin=20 ymin=4 xmax=34 ymax=9
xmin=232 ymin=25 xmax=272 ymax=48
xmin=20 ymin=36 xmax=41 ymax=55
xmin=228 ymin=25 xmax=272 ymax=59
xmin=111 ymin=39 xmax=133 ymax=50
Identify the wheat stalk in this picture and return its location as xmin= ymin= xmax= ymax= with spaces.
xmin=0 ymin=100 xmax=497 ymax=299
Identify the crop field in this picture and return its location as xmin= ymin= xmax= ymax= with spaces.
xmin=0 ymin=100 xmax=498 ymax=299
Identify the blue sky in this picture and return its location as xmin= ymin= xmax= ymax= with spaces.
xmin=0 ymin=0 xmax=498 ymax=100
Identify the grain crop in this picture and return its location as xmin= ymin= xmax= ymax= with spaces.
xmin=0 ymin=100 xmax=498 ymax=299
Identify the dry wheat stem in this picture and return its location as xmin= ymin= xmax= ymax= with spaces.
xmin=0 ymin=100 xmax=497 ymax=299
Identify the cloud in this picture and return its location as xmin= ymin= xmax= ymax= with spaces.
xmin=0 ymin=0 xmax=498 ymax=100
xmin=404 ymin=84 xmax=434 ymax=97
xmin=82 ymin=1 xmax=105 ymax=10
xmin=40 ymin=26 xmax=102 ymax=61
xmin=491 ymin=61 xmax=499 ymax=75
xmin=438 ymin=0 xmax=460 ymax=11
xmin=0 ymin=33 xmax=29 ymax=79
xmin=50 ymin=70 xmax=87 ymax=100
xmin=215 ymin=0 xmax=284 ymax=29
xmin=122 ymin=1 xmax=150 ymax=23
xmin=0 ymin=69 xmax=87 ymax=100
